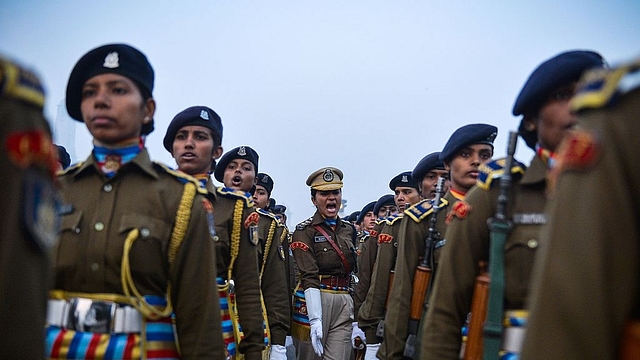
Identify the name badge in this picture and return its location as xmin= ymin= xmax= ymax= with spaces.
xmin=512 ymin=213 xmax=547 ymax=225
xmin=314 ymin=235 xmax=327 ymax=243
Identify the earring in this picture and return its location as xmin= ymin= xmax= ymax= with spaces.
xmin=143 ymin=116 xmax=151 ymax=124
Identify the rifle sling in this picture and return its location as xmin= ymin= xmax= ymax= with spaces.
xmin=313 ymin=224 xmax=352 ymax=274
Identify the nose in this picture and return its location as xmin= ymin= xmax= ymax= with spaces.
xmin=93 ymin=88 xmax=109 ymax=108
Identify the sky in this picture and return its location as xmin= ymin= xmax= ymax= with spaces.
xmin=2 ymin=1 xmax=639 ymax=227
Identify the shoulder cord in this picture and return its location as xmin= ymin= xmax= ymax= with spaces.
xmin=121 ymin=182 xmax=196 ymax=320
xmin=260 ymin=220 xmax=276 ymax=278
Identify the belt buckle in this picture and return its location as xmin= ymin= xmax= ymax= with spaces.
xmin=67 ymin=298 xmax=116 ymax=333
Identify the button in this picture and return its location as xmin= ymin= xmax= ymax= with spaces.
xmin=527 ymin=239 xmax=538 ymax=248
xmin=91 ymin=263 xmax=99 ymax=271
xmin=103 ymin=184 xmax=113 ymax=192
xmin=323 ymin=248 xmax=327 ymax=252
xmin=140 ymin=228 xmax=150 ymax=238
xmin=74 ymin=228 xmax=80 ymax=234
xmin=94 ymin=222 xmax=105 ymax=231
xmin=212 ymin=236 xmax=219 ymax=242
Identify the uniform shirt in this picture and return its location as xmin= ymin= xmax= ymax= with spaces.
xmin=55 ymin=149 xmax=224 ymax=358
xmin=378 ymin=192 xmax=451 ymax=360
xmin=256 ymin=208 xmax=291 ymax=346
xmin=354 ymin=220 xmax=382 ymax=318
xmin=205 ymin=179 xmax=265 ymax=358
xmin=358 ymin=214 xmax=404 ymax=341
xmin=291 ymin=211 xmax=357 ymax=290
xmin=421 ymin=155 xmax=547 ymax=359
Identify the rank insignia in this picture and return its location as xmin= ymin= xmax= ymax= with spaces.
xmin=244 ymin=211 xmax=260 ymax=229
xmin=446 ymin=200 xmax=472 ymax=225
xmin=278 ymin=245 xmax=286 ymax=260
xmin=291 ymin=241 xmax=309 ymax=252
xmin=202 ymin=199 xmax=217 ymax=238
xmin=378 ymin=234 xmax=393 ymax=244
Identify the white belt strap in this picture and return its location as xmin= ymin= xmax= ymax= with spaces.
xmin=501 ymin=326 xmax=526 ymax=354
xmin=47 ymin=298 xmax=142 ymax=333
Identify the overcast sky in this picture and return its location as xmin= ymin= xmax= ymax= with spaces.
xmin=2 ymin=1 xmax=638 ymax=226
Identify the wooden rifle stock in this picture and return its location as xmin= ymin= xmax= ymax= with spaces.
xmin=354 ymin=338 xmax=365 ymax=360
xmin=410 ymin=265 xmax=432 ymax=320
xmin=464 ymin=261 xmax=490 ymax=360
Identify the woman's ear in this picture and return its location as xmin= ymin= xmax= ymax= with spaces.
xmin=143 ymin=98 xmax=156 ymax=122
xmin=522 ymin=116 xmax=537 ymax=132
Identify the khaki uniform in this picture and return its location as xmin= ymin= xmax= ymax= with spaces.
xmin=354 ymin=221 xmax=382 ymax=318
xmin=256 ymin=208 xmax=292 ymax=346
xmin=379 ymin=192 xmax=453 ymax=360
xmin=205 ymin=179 xmax=266 ymax=359
xmin=291 ymin=212 xmax=357 ymax=360
xmin=0 ymin=59 xmax=58 ymax=359
xmin=420 ymin=156 xmax=546 ymax=359
xmin=358 ymin=214 xmax=404 ymax=342
xmin=54 ymin=150 xmax=224 ymax=358
xmin=521 ymin=61 xmax=640 ymax=359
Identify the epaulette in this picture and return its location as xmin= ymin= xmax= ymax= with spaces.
xmin=0 ymin=57 xmax=45 ymax=109
xmin=405 ymin=198 xmax=447 ymax=223
xmin=387 ymin=213 xmax=404 ymax=225
xmin=257 ymin=208 xmax=283 ymax=226
xmin=571 ymin=57 xmax=640 ymax=112
xmin=216 ymin=186 xmax=254 ymax=207
xmin=476 ymin=157 xmax=527 ymax=191
xmin=57 ymin=161 xmax=83 ymax=176
xmin=375 ymin=217 xmax=388 ymax=226
xmin=154 ymin=162 xmax=208 ymax=196
xmin=296 ymin=217 xmax=313 ymax=231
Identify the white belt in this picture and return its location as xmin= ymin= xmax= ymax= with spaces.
xmin=501 ymin=326 xmax=526 ymax=354
xmin=47 ymin=298 xmax=142 ymax=334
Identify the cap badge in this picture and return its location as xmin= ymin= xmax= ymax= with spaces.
xmin=323 ymin=169 xmax=334 ymax=182
xmin=238 ymin=146 xmax=247 ymax=156
xmin=401 ymin=175 xmax=409 ymax=183
xmin=200 ymin=109 xmax=210 ymax=120
xmin=261 ymin=174 xmax=270 ymax=183
xmin=487 ymin=132 xmax=497 ymax=142
xmin=103 ymin=52 xmax=120 ymax=69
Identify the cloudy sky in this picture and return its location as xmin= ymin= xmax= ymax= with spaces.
xmin=2 ymin=1 xmax=638 ymax=226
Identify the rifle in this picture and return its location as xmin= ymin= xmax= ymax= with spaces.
xmin=463 ymin=261 xmax=490 ymax=360
xmin=403 ymin=177 xmax=446 ymax=358
xmin=481 ymin=131 xmax=518 ymax=359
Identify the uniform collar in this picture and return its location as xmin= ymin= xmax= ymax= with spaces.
xmin=312 ymin=211 xmax=342 ymax=227
xmin=70 ymin=148 xmax=158 ymax=180
xmin=520 ymin=154 xmax=548 ymax=186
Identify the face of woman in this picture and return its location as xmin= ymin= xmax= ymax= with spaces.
xmin=446 ymin=144 xmax=493 ymax=192
xmin=312 ymin=190 xmax=342 ymax=219
xmin=172 ymin=125 xmax=222 ymax=175
xmin=223 ymin=159 xmax=256 ymax=192
xmin=253 ymin=185 xmax=270 ymax=209
xmin=80 ymin=73 xmax=154 ymax=146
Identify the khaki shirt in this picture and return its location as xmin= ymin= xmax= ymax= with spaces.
xmin=379 ymin=191 xmax=453 ymax=360
xmin=55 ymin=150 xmax=224 ymax=359
xmin=0 ymin=99 xmax=56 ymax=358
xmin=521 ymin=82 xmax=640 ymax=359
xmin=205 ymin=179 xmax=265 ymax=358
xmin=421 ymin=156 xmax=547 ymax=359
xmin=256 ymin=208 xmax=291 ymax=346
xmin=291 ymin=212 xmax=357 ymax=290
xmin=358 ymin=214 xmax=404 ymax=341
xmin=354 ymin=220 xmax=383 ymax=317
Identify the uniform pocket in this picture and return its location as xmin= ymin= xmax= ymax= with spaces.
xmin=504 ymin=225 xmax=540 ymax=307
xmin=118 ymin=213 xmax=172 ymax=280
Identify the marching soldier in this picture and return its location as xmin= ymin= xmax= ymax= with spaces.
xmin=214 ymin=145 xmax=291 ymax=359
xmin=379 ymin=123 xmax=497 ymax=360
xmin=163 ymin=106 xmax=265 ymax=359
xmin=420 ymin=50 xmax=606 ymax=359
xmin=254 ymin=172 xmax=274 ymax=210
xmin=0 ymin=56 xmax=60 ymax=359
xmin=521 ymin=57 xmax=639 ymax=359
xmin=290 ymin=167 xmax=358 ymax=359
xmin=358 ymin=171 xmax=423 ymax=359
xmin=51 ymin=44 xmax=224 ymax=358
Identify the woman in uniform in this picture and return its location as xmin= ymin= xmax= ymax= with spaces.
xmin=49 ymin=44 xmax=224 ymax=359
xmin=290 ymin=167 xmax=358 ymax=360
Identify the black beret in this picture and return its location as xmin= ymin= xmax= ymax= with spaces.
xmin=163 ymin=106 xmax=223 ymax=152
xmin=214 ymin=146 xmax=259 ymax=182
xmin=256 ymin=172 xmax=274 ymax=195
xmin=440 ymin=123 xmax=498 ymax=163
xmin=513 ymin=50 xmax=605 ymax=117
xmin=412 ymin=152 xmax=445 ymax=181
xmin=389 ymin=171 xmax=419 ymax=191
xmin=347 ymin=211 xmax=361 ymax=223
xmin=272 ymin=204 xmax=287 ymax=215
xmin=55 ymin=145 xmax=71 ymax=169
xmin=373 ymin=194 xmax=395 ymax=217
xmin=66 ymin=44 xmax=155 ymax=135
xmin=355 ymin=201 xmax=376 ymax=224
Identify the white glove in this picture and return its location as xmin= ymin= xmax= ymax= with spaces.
xmin=305 ymin=287 xmax=324 ymax=357
xmin=364 ymin=342 xmax=380 ymax=360
xmin=285 ymin=335 xmax=294 ymax=348
xmin=269 ymin=344 xmax=287 ymax=360
xmin=351 ymin=321 xmax=366 ymax=349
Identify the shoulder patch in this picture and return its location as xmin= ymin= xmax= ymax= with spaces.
xmin=296 ymin=217 xmax=313 ymax=231
xmin=290 ymin=241 xmax=309 ymax=252
xmin=154 ymin=162 xmax=208 ymax=195
xmin=244 ymin=211 xmax=260 ymax=228
xmin=405 ymin=198 xmax=433 ymax=223
xmin=369 ymin=229 xmax=379 ymax=237
xmin=571 ymin=58 xmax=640 ymax=112
xmin=547 ymin=129 xmax=601 ymax=197
xmin=445 ymin=200 xmax=472 ymax=225
xmin=476 ymin=158 xmax=527 ymax=191
xmin=378 ymin=233 xmax=393 ymax=245
xmin=216 ymin=186 xmax=254 ymax=207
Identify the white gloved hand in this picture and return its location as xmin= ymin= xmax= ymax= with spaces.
xmin=269 ymin=344 xmax=287 ymax=360
xmin=305 ymin=287 xmax=324 ymax=357
xmin=364 ymin=342 xmax=380 ymax=360
xmin=351 ymin=321 xmax=366 ymax=349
